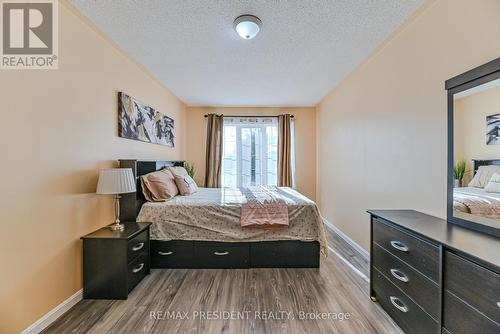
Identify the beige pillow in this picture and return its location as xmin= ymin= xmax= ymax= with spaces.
xmin=485 ymin=173 xmax=500 ymax=193
xmin=174 ymin=174 xmax=198 ymax=195
xmin=468 ymin=165 xmax=500 ymax=188
xmin=140 ymin=168 xmax=179 ymax=201
xmin=167 ymin=166 xmax=188 ymax=177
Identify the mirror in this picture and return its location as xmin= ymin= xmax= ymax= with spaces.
xmin=447 ymin=58 xmax=500 ymax=237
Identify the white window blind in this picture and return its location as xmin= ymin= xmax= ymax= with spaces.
xmin=221 ymin=117 xmax=296 ymax=188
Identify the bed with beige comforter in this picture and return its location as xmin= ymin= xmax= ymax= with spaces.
xmin=137 ymin=186 xmax=328 ymax=256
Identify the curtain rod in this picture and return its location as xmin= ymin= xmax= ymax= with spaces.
xmin=204 ymin=114 xmax=294 ymax=118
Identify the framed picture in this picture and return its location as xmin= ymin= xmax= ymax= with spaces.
xmin=486 ymin=113 xmax=500 ymax=145
xmin=118 ymin=92 xmax=174 ymax=147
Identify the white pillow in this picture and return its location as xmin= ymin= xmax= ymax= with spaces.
xmin=468 ymin=165 xmax=500 ymax=188
xmin=485 ymin=173 xmax=500 ymax=193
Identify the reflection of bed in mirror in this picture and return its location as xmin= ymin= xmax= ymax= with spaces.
xmin=453 ymin=159 xmax=500 ymax=220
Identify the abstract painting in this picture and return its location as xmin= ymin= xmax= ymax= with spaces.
xmin=486 ymin=113 xmax=500 ymax=145
xmin=118 ymin=92 xmax=174 ymax=147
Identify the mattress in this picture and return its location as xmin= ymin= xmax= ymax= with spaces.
xmin=137 ymin=187 xmax=328 ymax=256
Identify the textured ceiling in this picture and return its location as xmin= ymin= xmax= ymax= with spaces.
xmin=69 ymin=0 xmax=424 ymax=106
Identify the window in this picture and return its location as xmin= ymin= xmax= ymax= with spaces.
xmin=221 ymin=117 xmax=295 ymax=188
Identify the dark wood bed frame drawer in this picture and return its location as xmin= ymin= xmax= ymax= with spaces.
xmin=373 ymin=217 xmax=439 ymax=282
xmin=444 ymin=251 xmax=500 ymax=324
xmin=372 ymin=244 xmax=439 ymax=319
xmin=443 ymin=290 xmax=500 ymax=334
xmin=150 ymin=240 xmax=194 ymax=268
xmin=250 ymin=240 xmax=320 ymax=268
xmin=372 ymin=268 xmax=438 ymax=334
xmin=127 ymin=229 xmax=149 ymax=264
xmin=194 ymin=242 xmax=249 ymax=268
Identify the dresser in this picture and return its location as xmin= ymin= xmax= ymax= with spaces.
xmin=81 ymin=222 xmax=151 ymax=299
xmin=369 ymin=210 xmax=500 ymax=334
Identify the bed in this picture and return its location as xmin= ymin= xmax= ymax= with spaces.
xmin=452 ymin=159 xmax=500 ymax=219
xmin=119 ymin=159 xmax=326 ymax=268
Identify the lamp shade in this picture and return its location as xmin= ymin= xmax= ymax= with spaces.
xmin=96 ymin=168 xmax=136 ymax=194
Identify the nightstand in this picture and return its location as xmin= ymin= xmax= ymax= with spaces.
xmin=81 ymin=222 xmax=151 ymax=299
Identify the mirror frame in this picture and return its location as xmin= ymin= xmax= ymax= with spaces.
xmin=446 ymin=57 xmax=500 ymax=238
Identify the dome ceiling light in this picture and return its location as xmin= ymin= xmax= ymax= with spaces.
xmin=234 ymin=15 xmax=262 ymax=40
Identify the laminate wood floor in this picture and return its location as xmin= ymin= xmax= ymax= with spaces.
xmin=43 ymin=226 xmax=402 ymax=334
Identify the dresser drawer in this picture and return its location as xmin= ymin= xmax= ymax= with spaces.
xmin=194 ymin=242 xmax=249 ymax=268
xmin=444 ymin=251 xmax=500 ymax=324
xmin=372 ymin=218 xmax=439 ymax=281
xmin=127 ymin=229 xmax=149 ymax=264
xmin=151 ymin=240 xmax=194 ymax=268
xmin=443 ymin=291 xmax=500 ymax=334
xmin=127 ymin=254 xmax=149 ymax=293
xmin=372 ymin=244 xmax=439 ymax=319
xmin=372 ymin=268 xmax=438 ymax=334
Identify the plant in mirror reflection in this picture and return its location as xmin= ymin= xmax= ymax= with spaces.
xmin=453 ymin=160 xmax=467 ymax=184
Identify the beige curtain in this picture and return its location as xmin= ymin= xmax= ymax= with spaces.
xmin=204 ymin=114 xmax=223 ymax=187
xmin=278 ymin=114 xmax=292 ymax=187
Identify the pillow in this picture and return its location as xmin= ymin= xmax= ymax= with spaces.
xmin=140 ymin=168 xmax=179 ymax=201
xmin=174 ymin=174 xmax=198 ymax=195
xmin=167 ymin=166 xmax=189 ymax=177
xmin=468 ymin=165 xmax=500 ymax=188
xmin=485 ymin=173 xmax=500 ymax=193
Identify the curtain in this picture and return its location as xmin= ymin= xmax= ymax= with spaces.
xmin=204 ymin=114 xmax=223 ymax=187
xmin=278 ymin=114 xmax=293 ymax=187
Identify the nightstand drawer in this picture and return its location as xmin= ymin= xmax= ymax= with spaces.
xmin=444 ymin=251 xmax=500 ymax=324
xmin=127 ymin=229 xmax=149 ymax=264
xmin=127 ymin=254 xmax=149 ymax=293
xmin=151 ymin=240 xmax=194 ymax=268
xmin=372 ymin=268 xmax=438 ymax=334
xmin=372 ymin=244 xmax=439 ymax=319
xmin=373 ymin=218 xmax=439 ymax=282
xmin=194 ymin=242 xmax=249 ymax=268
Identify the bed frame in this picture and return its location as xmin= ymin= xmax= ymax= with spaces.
xmin=472 ymin=159 xmax=500 ymax=174
xmin=119 ymin=159 xmax=320 ymax=269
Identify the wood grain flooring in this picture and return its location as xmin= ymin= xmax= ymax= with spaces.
xmin=43 ymin=226 xmax=402 ymax=334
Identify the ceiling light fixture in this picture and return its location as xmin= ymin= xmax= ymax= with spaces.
xmin=234 ymin=15 xmax=262 ymax=40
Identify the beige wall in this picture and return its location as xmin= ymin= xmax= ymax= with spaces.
xmin=316 ymin=0 xmax=500 ymax=250
xmin=454 ymin=85 xmax=500 ymax=184
xmin=186 ymin=106 xmax=317 ymax=200
xmin=0 ymin=2 xmax=186 ymax=333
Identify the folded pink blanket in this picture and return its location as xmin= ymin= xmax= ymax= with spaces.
xmin=454 ymin=190 xmax=500 ymax=219
xmin=240 ymin=186 xmax=289 ymax=228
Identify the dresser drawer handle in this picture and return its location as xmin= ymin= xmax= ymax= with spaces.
xmin=497 ymin=302 xmax=500 ymax=308
xmin=132 ymin=242 xmax=144 ymax=251
xmin=133 ymin=263 xmax=144 ymax=273
xmin=390 ymin=240 xmax=409 ymax=252
xmin=390 ymin=296 xmax=409 ymax=313
xmin=158 ymin=251 xmax=173 ymax=256
xmin=214 ymin=251 xmax=229 ymax=256
xmin=390 ymin=269 xmax=409 ymax=283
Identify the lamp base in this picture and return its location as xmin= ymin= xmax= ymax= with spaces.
xmin=109 ymin=223 xmax=125 ymax=231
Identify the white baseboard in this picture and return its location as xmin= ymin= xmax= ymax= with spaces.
xmin=21 ymin=289 xmax=82 ymax=334
xmin=322 ymin=218 xmax=370 ymax=260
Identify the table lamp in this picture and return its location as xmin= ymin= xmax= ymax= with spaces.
xmin=96 ymin=168 xmax=136 ymax=231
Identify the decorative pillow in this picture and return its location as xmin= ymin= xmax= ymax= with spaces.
xmin=167 ymin=166 xmax=188 ymax=177
xmin=468 ymin=165 xmax=500 ymax=188
xmin=485 ymin=173 xmax=500 ymax=193
xmin=140 ymin=168 xmax=179 ymax=201
xmin=174 ymin=174 xmax=198 ymax=195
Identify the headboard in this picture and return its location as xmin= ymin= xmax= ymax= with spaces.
xmin=472 ymin=159 xmax=500 ymax=174
xmin=119 ymin=159 xmax=184 ymax=221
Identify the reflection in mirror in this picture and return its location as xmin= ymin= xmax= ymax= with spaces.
xmin=453 ymin=78 xmax=500 ymax=227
